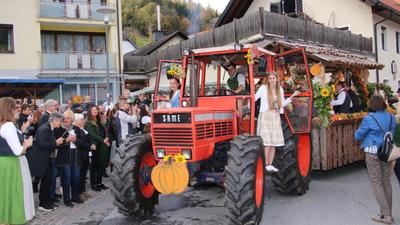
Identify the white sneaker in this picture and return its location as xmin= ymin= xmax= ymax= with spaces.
xmin=265 ymin=165 xmax=279 ymax=173
xmin=38 ymin=205 xmax=54 ymax=212
xmin=265 ymin=165 xmax=274 ymax=172
xmin=271 ymin=165 xmax=279 ymax=173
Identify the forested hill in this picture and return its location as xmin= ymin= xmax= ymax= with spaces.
xmin=122 ymin=0 xmax=220 ymax=47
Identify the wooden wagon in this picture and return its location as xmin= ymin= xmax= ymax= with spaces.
xmin=311 ymin=119 xmax=364 ymax=170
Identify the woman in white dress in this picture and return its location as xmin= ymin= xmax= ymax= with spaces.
xmin=255 ymin=72 xmax=299 ymax=172
xmin=0 ymin=97 xmax=34 ymax=224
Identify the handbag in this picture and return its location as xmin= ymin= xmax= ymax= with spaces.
xmin=370 ymin=114 xmax=400 ymax=162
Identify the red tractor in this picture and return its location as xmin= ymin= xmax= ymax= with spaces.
xmin=111 ymin=44 xmax=313 ymax=224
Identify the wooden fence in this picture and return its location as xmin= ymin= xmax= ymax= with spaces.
xmin=312 ymin=119 xmax=364 ymax=170
xmin=124 ymin=9 xmax=373 ymax=73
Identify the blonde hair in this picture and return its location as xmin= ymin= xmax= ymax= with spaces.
xmin=63 ymin=110 xmax=75 ymax=121
xmin=0 ymin=97 xmax=16 ymax=125
xmin=267 ymin=71 xmax=282 ymax=110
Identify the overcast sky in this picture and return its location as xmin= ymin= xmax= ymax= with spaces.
xmin=194 ymin=0 xmax=230 ymax=13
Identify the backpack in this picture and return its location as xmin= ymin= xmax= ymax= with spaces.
xmin=370 ymin=114 xmax=397 ymax=161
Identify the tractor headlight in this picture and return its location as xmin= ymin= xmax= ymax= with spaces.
xmin=156 ymin=148 xmax=165 ymax=159
xmin=182 ymin=149 xmax=192 ymax=160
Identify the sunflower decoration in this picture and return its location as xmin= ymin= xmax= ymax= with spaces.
xmin=163 ymin=155 xmax=173 ymax=162
xmin=166 ymin=63 xmax=185 ymax=79
xmin=320 ymin=87 xmax=330 ymax=97
xmin=174 ymin=154 xmax=187 ymax=164
xmin=313 ymin=82 xmax=333 ymax=128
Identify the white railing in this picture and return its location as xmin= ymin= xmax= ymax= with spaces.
xmin=41 ymin=52 xmax=117 ymax=71
xmin=38 ymin=1 xmax=115 ymax=21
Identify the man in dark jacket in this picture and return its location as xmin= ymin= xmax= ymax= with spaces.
xmin=28 ymin=112 xmax=64 ymax=211
xmin=36 ymin=99 xmax=60 ymax=200
xmin=348 ymin=85 xmax=361 ymax=113
xmin=38 ymin=99 xmax=58 ymax=127
xmin=331 ymin=81 xmax=352 ymax=114
xmin=17 ymin=104 xmax=32 ymax=130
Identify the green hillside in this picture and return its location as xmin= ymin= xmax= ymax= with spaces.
xmin=122 ymin=0 xmax=220 ymax=47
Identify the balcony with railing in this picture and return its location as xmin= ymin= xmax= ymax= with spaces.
xmin=38 ymin=1 xmax=115 ymax=22
xmin=40 ymin=52 xmax=116 ymax=72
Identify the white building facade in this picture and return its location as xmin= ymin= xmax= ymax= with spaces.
xmin=373 ymin=14 xmax=400 ymax=90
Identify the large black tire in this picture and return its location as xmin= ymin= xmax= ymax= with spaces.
xmin=225 ymin=134 xmax=266 ymax=225
xmin=110 ymin=134 xmax=159 ymax=217
xmin=272 ymin=119 xmax=311 ymax=195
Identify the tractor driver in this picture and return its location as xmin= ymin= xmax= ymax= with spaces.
xmin=226 ymin=63 xmax=249 ymax=95
xmin=226 ymin=63 xmax=250 ymax=132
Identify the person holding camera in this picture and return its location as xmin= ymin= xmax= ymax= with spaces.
xmin=116 ymin=98 xmax=138 ymax=143
xmin=137 ymin=93 xmax=152 ymax=107
xmin=54 ymin=110 xmax=81 ymax=207
xmin=102 ymin=93 xmax=114 ymax=111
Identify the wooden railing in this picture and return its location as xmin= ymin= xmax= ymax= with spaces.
xmin=124 ymin=9 xmax=373 ymax=73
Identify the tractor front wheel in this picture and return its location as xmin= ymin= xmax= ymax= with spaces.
xmin=111 ymin=134 xmax=159 ymax=217
xmin=225 ymin=134 xmax=265 ymax=225
xmin=272 ymin=119 xmax=312 ymax=195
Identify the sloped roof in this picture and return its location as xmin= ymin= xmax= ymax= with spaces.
xmin=214 ymin=0 xmax=253 ymax=27
xmin=369 ymin=0 xmax=400 ymax=24
xmin=126 ymin=31 xmax=188 ymax=56
xmin=379 ymin=0 xmax=400 ymax=11
xmin=123 ymin=34 xmax=137 ymax=49
xmin=268 ymin=39 xmax=384 ymax=69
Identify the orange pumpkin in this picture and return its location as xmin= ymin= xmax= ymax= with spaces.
xmin=310 ymin=63 xmax=322 ymax=76
xmin=151 ymin=157 xmax=189 ymax=194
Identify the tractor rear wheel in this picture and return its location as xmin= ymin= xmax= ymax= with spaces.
xmin=225 ymin=134 xmax=265 ymax=225
xmin=272 ymin=119 xmax=312 ymax=195
xmin=110 ymin=134 xmax=159 ymax=217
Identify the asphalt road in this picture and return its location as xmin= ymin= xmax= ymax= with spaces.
xmin=40 ymin=162 xmax=400 ymax=225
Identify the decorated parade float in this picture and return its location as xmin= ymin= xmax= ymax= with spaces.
xmin=266 ymin=39 xmax=389 ymax=170
xmin=127 ymin=40 xmax=391 ymax=172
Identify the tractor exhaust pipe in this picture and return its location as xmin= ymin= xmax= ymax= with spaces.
xmin=190 ymin=54 xmax=198 ymax=107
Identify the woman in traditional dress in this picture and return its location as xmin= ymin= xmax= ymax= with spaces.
xmin=255 ymin=72 xmax=299 ymax=172
xmin=0 ymin=97 xmax=34 ymax=225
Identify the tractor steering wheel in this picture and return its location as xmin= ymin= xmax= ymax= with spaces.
xmin=214 ymin=87 xmax=237 ymax=96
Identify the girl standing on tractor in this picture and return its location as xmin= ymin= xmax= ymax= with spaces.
xmin=157 ymin=77 xmax=181 ymax=108
xmin=255 ymin=72 xmax=299 ymax=172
